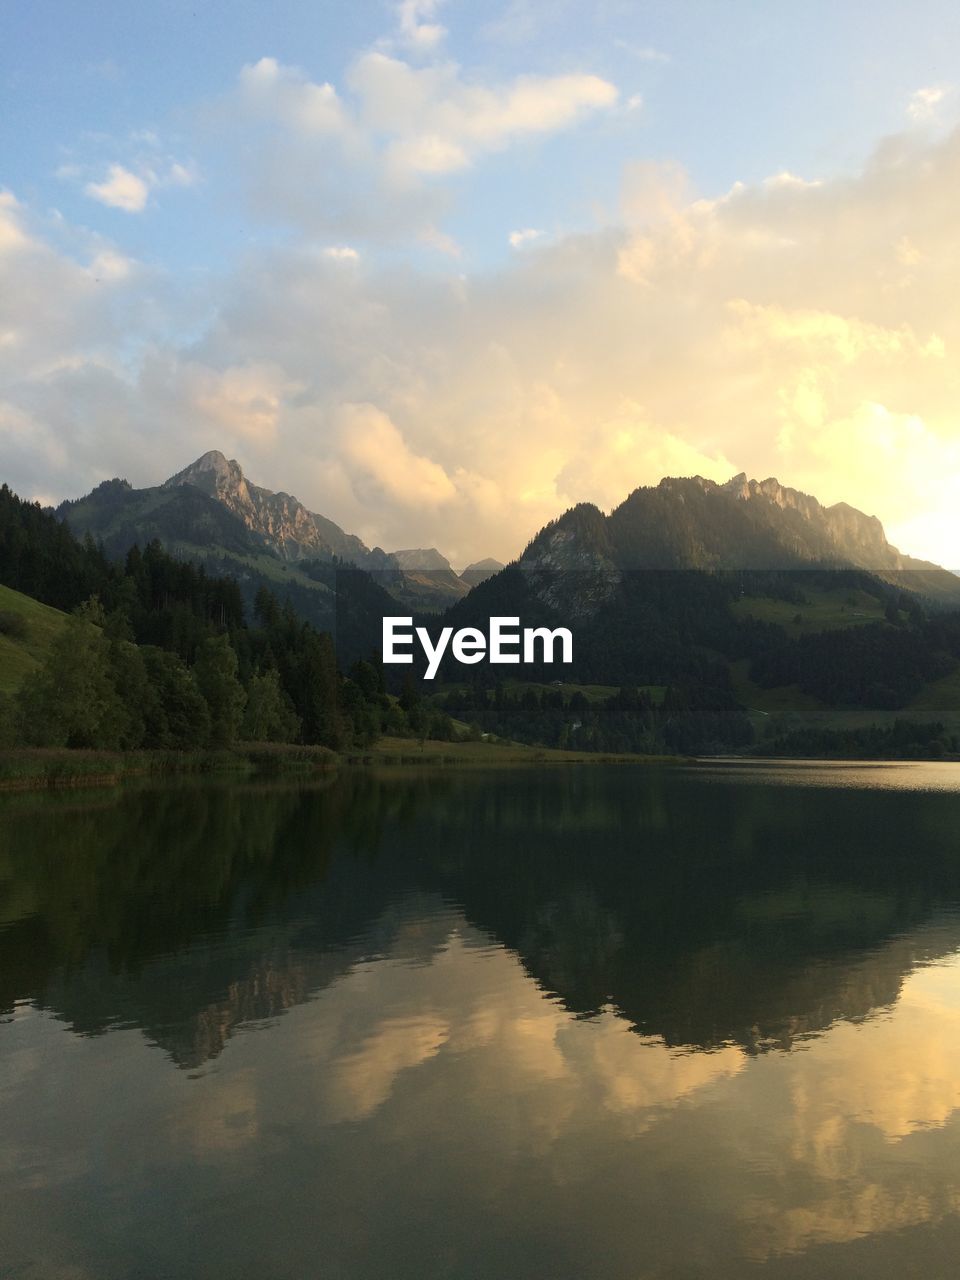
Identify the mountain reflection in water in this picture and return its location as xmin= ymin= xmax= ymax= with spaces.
xmin=3 ymin=763 xmax=960 ymax=1279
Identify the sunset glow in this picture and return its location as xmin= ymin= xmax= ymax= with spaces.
xmin=3 ymin=2 xmax=960 ymax=565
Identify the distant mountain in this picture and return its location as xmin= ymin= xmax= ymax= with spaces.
xmin=460 ymin=558 xmax=505 ymax=588
xmin=57 ymin=451 xmax=474 ymax=624
xmin=388 ymin=547 xmax=470 ymax=606
xmin=403 ymin=472 xmax=960 ymax=752
xmin=390 ymin=548 xmax=454 ymax=572
xmin=162 ymin=450 xmax=380 ymax=566
xmin=526 ymin=472 xmax=958 ymax=586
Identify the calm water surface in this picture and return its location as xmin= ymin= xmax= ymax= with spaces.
xmin=4 ymin=762 xmax=960 ymax=1278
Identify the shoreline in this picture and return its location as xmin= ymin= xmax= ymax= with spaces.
xmin=3 ymin=738 xmax=956 ymax=796
xmin=0 ymin=738 xmax=671 ymax=794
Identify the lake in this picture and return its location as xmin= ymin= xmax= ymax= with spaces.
xmin=4 ymin=761 xmax=960 ymax=1278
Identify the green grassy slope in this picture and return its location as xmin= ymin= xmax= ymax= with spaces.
xmin=731 ymin=659 xmax=960 ymax=741
xmin=731 ymin=585 xmax=888 ymax=636
xmin=0 ymin=585 xmax=67 ymax=694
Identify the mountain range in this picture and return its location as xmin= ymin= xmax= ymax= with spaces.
xmin=58 ymin=449 xmax=959 ymax=604
xmin=0 ymin=447 xmax=955 ymax=753
xmin=515 ymin=471 xmax=960 ymax=608
xmin=53 ymin=450 xmax=960 ymax=735
xmin=57 ymin=451 xmax=505 ymax=629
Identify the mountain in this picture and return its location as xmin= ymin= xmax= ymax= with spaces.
xmin=390 ymin=548 xmax=454 ymax=571
xmin=388 ymin=547 xmax=470 ymax=606
xmin=526 ymin=472 xmax=960 ymax=589
xmin=460 ymin=558 xmax=504 ymax=588
xmin=56 ymin=451 xmax=473 ymax=627
xmin=406 ymin=472 xmax=960 ymax=753
xmin=162 ymin=450 xmax=381 ymax=566
xmin=17 ymin=451 xmax=960 ymax=754
xmin=386 ymin=549 xmax=509 ymax=604
xmin=58 ymin=475 xmax=269 ymax=560
xmin=490 ymin=472 xmax=960 ymax=619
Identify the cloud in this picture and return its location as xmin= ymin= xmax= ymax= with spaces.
xmin=237 ymin=57 xmax=347 ymax=133
xmin=614 ymin=39 xmax=671 ymax=63
xmin=908 ymin=84 xmax=952 ymax=123
xmin=322 ymin=245 xmax=360 ymax=262
xmin=347 ymin=52 xmax=618 ymax=174
xmin=219 ymin=51 xmax=617 ymax=249
xmin=0 ymin=191 xmax=31 ymax=254
xmin=509 ymin=227 xmax=543 ymax=248
xmin=182 ymin=361 xmax=301 ymax=444
xmin=233 ymin=50 xmax=617 ymax=187
xmin=396 ymin=0 xmax=448 ymax=52
xmin=73 ymin=139 xmax=199 ymax=214
xmin=338 ymin=403 xmax=458 ymax=507
xmin=85 ymin=164 xmax=150 ymax=213
xmin=555 ymin=403 xmax=735 ymax=509
xmin=8 ymin=119 xmax=960 ymax=566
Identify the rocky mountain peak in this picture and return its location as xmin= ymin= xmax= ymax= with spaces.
xmin=390 ymin=548 xmax=454 ymax=572
xmin=193 ymin=448 xmax=234 ymax=473
xmin=163 ymin=449 xmax=249 ymax=502
xmin=721 ymin=472 xmax=822 ymax=519
xmin=718 ymin=472 xmax=898 ymax=561
xmin=160 ymin=450 xmax=370 ymax=564
xmin=460 ymin=558 xmax=505 ymax=587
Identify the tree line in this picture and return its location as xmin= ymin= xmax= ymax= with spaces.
xmin=0 ymin=483 xmax=438 ymax=751
xmin=437 ymin=681 xmax=754 ymax=756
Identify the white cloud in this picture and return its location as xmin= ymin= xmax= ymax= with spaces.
xmin=419 ymin=225 xmax=462 ymax=257
xmin=389 ymin=132 xmax=469 ymax=174
xmin=180 ymin=361 xmax=301 ymax=444
xmin=322 ymin=245 xmax=360 ymax=262
xmin=236 ymin=51 xmax=617 ymax=177
xmin=908 ymin=84 xmax=952 ymax=123
xmin=509 ymin=227 xmax=543 ymax=248
xmin=614 ymin=39 xmax=671 ymax=63
xmin=74 ymin=139 xmax=198 ymax=214
xmin=348 ymin=52 xmax=618 ymax=174
xmin=86 ymin=249 xmax=134 ymax=281
xmin=396 ymin=0 xmax=447 ymax=52
xmin=338 ymin=403 xmax=457 ymax=508
xmin=167 ymin=162 xmax=197 ymax=188
xmin=224 ymin=51 xmax=617 ymax=243
xmin=238 ymin=57 xmax=347 ymax=133
xmin=0 ymin=191 xmax=31 ymax=254
xmin=8 ymin=121 xmax=960 ymax=566
xmin=85 ymin=164 xmax=150 ymax=213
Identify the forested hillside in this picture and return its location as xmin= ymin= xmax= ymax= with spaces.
xmin=0 ymin=484 xmax=451 ymax=752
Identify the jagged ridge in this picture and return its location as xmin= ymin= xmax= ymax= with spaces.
xmin=162 ymin=450 xmax=380 ymax=567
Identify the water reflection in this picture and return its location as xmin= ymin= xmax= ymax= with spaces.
xmin=3 ymin=764 xmax=960 ymax=1277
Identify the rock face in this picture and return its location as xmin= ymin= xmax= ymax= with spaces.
xmin=163 ymin=450 xmax=375 ymax=565
xmin=718 ymin=473 xmax=918 ymax=572
xmin=460 ymin=558 xmax=505 ymax=588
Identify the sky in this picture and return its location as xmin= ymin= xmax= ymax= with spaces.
xmin=3 ymin=0 xmax=960 ymax=566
